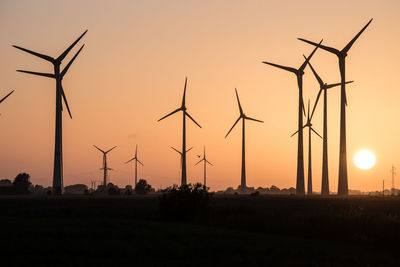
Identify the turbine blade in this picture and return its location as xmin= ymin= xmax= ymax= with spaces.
xmin=303 ymin=55 xmax=323 ymax=85
xmin=206 ymin=159 xmax=213 ymax=166
xmin=311 ymin=127 xmax=323 ymax=139
xmin=135 ymin=144 xmax=138 ymax=157
xmin=299 ymin=39 xmax=323 ymax=71
xmin=13 ymin=45 xmax=54 ymax=62
xmin=158 ymin=108 xmax=181 ymax=122
xmin=307 ymin=99 xmax=310 ymax=122
xmin=0 ymin=90 xmax=14 ymax=104
xmin=302 ymin=98 xmax=306 ymax=117
xmin=342 ymin=19 xmax=373 ymax=53
xmin=171 ymin=146 xmax=182 ymax=155
xmin=185 ymin=111 xmax=202 ymax=128
xmin=186 ymin=147 xmax=193 ymax=153
xmin=137 ymin=159 xmax=144 ymax=166
xmin=61 ymin=85 xmax=72 ymax=119
xmin=245 ymin=116 xmax=264 ymax=123
xmin=17 ymin=70 xmax=55 ymax=79
xmin=57 ymin=30 xmax=88 ymax=62
xmin=93 ymin=145 xmax=105 ymax=153
xmin=105 ymin=146 xmax=117 ymax=154
xmin=225 ymin=117 xmax=241 ymax=138
xmin=235 ymin=88 xmax=243 ymax=115
xmin=182 ymin=77 xmax=187 ymax=107
xmin=262 ymin=61 xmax=297 ymax=74
xmin=195 ymin=158 xmax=203 ymax=166
xmin=297 ymin=38 xmax=340 ymax=55
xmin=345 ymin=90 xmax=348 ymax=106
xmin=290 ymin=130 xmax=299 ymax=137
xmin=125 ymin=157 xmax=135 ymax=164
xmin=310 ymin=89 xmax=322 ymax=120
xmin=61 ymin=44 xmax=84 ymax=77
xmin=325 ymin=81 xmax=354 ymax=89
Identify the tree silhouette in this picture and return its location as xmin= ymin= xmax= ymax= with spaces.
xmin=135 ymin=179 xmax=152 ymax=195
xmin=13 ymin=173 xmax=31 ymax=194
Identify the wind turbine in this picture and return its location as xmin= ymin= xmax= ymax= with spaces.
xmin=292 ymin=100 xmax=322 ymax=195
xmin=93 ymin=145 xmax=116 ymax=191
xmin=225 ymin=88 xmax=263 ymax=191
xmin=305 ymin=57 xmax=353 ymax=195
xmin=158 ymin=77 xmax=201 ymax=186
xmin=194 ymin=146 xmax=213 ymax=187
xmin=298 ymin=19 xmax=372 ymax=195
xmin=171 ymin=146 xmax=193 ymax=181
xmin=262 ymin=40 xmax=321 ymax=195
xmin=125 ymin=145 xmax=144 ymax=187
xmin=14 ymin=30 xmax=87 ymax=195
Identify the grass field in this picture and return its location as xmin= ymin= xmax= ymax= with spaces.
xmin=0 ymin=195 xmax=399 ymax=266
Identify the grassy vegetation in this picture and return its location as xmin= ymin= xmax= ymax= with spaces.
xmin=0 ymin=195 xmax=399 ymax=265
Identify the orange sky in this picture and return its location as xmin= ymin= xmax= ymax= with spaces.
xmin=0 ymin=0 xmax=399 ymax=192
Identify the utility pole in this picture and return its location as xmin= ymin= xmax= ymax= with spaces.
xmin=382 ymin=179 xmax=385 ymax=197
xmin=390 ymin=165 xmax=396 ymax=196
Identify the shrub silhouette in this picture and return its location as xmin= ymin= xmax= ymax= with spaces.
xmin=107 ymin=183 xmax=120 ymax=195
xmin=135 ymin=179 xmax=152 ymax=195
xmin=13 ymin=173 xmax=31 ymax=195
xmin=158 ymin=183 xmax=211 ymax=221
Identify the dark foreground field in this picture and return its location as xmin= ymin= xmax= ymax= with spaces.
xmin=1 ymin=195 xmax=400 ymax=266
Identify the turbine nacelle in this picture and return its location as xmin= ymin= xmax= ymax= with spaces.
xmin=225 ymin=88 xmax=263 ymax=138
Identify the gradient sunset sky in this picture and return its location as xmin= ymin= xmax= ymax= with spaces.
xmin=0 ymin=0 xmax=399 ymax=191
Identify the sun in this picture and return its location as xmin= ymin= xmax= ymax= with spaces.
xmin=354 ymin=150 xmax=376 ymax=170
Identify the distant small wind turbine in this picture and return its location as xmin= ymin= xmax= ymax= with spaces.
xmin=292 ymin=100 xmax=322 ymax=195
xmin=298 ymin=19 xmax=372 ymax=195
xmin=225 ymin=88 xmax=263 ymax=191
xmin=171 ymin=146 xmax=193 ymax=181
xmin=93 ymin=145 xmax=116 ymax=191
xmin=125 ymin=145 xmax=144 ymax=187
xmin=305 ymin=57 xmax=353 ymax=195
xmin=14 ymin=30 xmax=87 ymax=195
xmin=262 ymin=40 xmax=321 ymax=195
xmin=158 ymin=77 xmax=201 ymax=186
xmin=195 ymin=146 xmax=213 ymax=187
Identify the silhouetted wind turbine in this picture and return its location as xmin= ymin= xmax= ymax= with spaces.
xmin=125 ymin=145 xmax=144 ymax=187
xmin=93 ymin=145 xmax=116 ymax=191
xmin=158 ymin=77 xmax=201 ymax=186
xmin=305 ymin=57 xmax=353 ymax=195
xmin=171 ymin=146 xmax=193 ymax=180
xmin=292 ymin=100 xmax=322 ymax=195
xmin=225 ymin=88 xmax=263 ymax=191
xmin=14 ymin=30 xmax=87 ymax=195
xmin=298 ymin=19 xmax=372 ymax=195
xmin=262 ymin=40 xmax=322 ymax=195
xmin=195 ymin=146 xmax=213 ymax=187
xmin=0 ymin=90 xmax=14 ymax=105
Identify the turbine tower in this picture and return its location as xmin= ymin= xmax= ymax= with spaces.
xmin=0 ymin=90 xmax=14 ymax=105
xmin=298 ymin=19 xmax=372 ymax=195
xmin=225 ymin=88 xmax=263 ymax=191
xmin=262 ymin=40 xmax=321 ymax=195
xmin=305 ymin=57 xmax=353 ymax=195
xmin=292 ymin=100 xmax=322 ymax=195
xmin=158 ymin=77 xmax=201 ymax=186
xmin=93 ymin=145 xmax=116 ymax=191
xmin=194 ymin=146 xmax=213 ymax=187
xmin=14 ymin=30 xmax=87 ymax=195
xmin=125 ymin=145 xmax=144 ymax=187
xmin=171 ymin=146 xmax=193 ymax=181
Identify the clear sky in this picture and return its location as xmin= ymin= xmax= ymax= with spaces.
xmin=0 ymin=0 xmax=399 ymax=191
